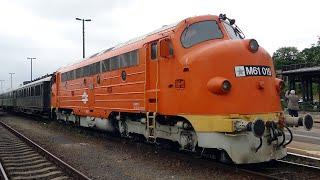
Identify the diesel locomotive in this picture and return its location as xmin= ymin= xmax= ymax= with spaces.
xmin=0 ymin=14 xmax=314 ymax=164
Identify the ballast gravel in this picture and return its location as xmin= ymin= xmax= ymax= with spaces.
xmin=0 ymin=114 xmax=260 ymax=180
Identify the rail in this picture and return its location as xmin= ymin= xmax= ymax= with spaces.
xmin=0 ymin=121 xmax=90 ymax=180
xmin=0 ymin=161 xmax=8 ymax=180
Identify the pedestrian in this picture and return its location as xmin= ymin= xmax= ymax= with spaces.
xmin=285 ymin=90 xmax=299 ymax=117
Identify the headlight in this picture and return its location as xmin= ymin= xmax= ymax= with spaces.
xmin=248 ymin=39 xmax=259 ymax=53
xmin=207 ymin=77 xmax=232 ymax=94
xmin=222 ymin=80 xmax=232 ymax=92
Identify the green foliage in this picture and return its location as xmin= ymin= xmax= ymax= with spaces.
xmin=272 ymin=37 xmax=320 ymax=70
xmin=300 ymin=45 xmax=320 ymax=64
xmin=272 ymin=47 xmax=301 ymax=69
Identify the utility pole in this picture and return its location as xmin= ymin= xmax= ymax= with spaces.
xmin=27 ymin=57 xmax=36 ymax=81
xmin=9 ymin=73 xmax=15 ymax=89
xmin=76 ymin=18 xmax=91 ymax=58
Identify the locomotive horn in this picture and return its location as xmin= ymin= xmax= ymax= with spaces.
xmin=284 ymin=114 xmax=313 ymax=131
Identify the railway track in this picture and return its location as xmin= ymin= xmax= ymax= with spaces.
xmin=234 ymin=156 xmax=320 ymax=179
xmin=285 ymin=152 xmax=320 ymax=167
xmin=1 ymin=115 xmax=320 ymax=180
xmin=0 ymin=121 xmax=90 ymax=180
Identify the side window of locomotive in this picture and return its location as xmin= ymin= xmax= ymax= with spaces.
xmin=61 ymin=73 xmax=66 ymax=82
xmin=181 ymin=20 xmax=223 ymax=48
xmin=84 ymin=65 xmax=90 ymax=77
xmin=110 ymin=56 xmax=120 ymax=70
xmin=89 ymin=62 xmax=100 ymax=76
xmin=169 ymin=42 xmax=174 ymax=56
xmin=151 ymin=42 xmax=157 ymax=60
xmin=102 ymin=59 xmax=110 ymax=72
xmin=76 ymin=68 xmax=83 ymax=79
xmin=130 ymin=50 xmax=138 ymax=66
xmin=120 ymin=54 xmax=130 ymax=68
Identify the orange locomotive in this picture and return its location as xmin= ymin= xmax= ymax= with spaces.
xmin=51 ymin=14 xmax=313 ymax=164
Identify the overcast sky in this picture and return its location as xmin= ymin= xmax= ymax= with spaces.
xmin=0 ymin=0 xmax=319 ymax=91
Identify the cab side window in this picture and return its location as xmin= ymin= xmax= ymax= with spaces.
xmin=151 ymin=42 xmax=157 ymax=60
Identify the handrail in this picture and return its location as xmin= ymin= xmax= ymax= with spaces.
xmin=282 ymin=62 xmax=319 ymax=71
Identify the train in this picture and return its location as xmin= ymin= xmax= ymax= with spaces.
xmin=0 ymin=14 xmax=314 ymax=164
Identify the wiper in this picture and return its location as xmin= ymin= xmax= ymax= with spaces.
xmin=219 ymin=13 xmax=245 ymax=39
xmin=234 ymin=25 xmax=245 ymax=39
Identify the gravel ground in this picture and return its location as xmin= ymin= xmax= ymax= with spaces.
xmin=0 ymin=114 xmax=259 ymax=180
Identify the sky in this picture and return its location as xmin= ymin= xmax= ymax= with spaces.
xmin=0 ymin=0 xmax=319 ymax=91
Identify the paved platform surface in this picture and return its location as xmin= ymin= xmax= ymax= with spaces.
xmin=288 ymin=119 xmax=320 ymax=158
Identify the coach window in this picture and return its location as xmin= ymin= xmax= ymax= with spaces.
xmin=31 ymin=87 xmax=34 ymax=96
xmin=35 ymin=85 xmax=40 ymax=96
xmin=151 ymin=42 xmax=157 ymax=60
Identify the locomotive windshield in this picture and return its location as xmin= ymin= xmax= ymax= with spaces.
xmin=222 ymin=21 xmax=244 ymax=40
xmin=181 ymin=20 xmax=223 ymax=48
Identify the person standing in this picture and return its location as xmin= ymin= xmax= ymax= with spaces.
xmin=285 ymin=90 xmax=299 ymax=117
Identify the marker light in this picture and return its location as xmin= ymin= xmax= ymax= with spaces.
xmin=248 ymin=39 xmax=259 ymax=53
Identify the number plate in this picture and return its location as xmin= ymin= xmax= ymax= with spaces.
xmin=234 ymin=66 xmax=272 ymax=77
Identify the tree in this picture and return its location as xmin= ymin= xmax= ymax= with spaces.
xmin=272 ymin=47 xmax=302 ymax=70
xmin=272 ymin=37 xmax=320 ymax=70
xmin=299 ymin=46 xmax=320 ymax=64
xmin=299 ymin=37 xmax=320 ymax=65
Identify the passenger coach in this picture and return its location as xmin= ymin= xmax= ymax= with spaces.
xmin=0 ymin=76 xmax=52 ymax=115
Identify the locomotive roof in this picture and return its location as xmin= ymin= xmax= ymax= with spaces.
xmin=58 ymin=22 xmax=178 ymax=72
xmin=112 ymin=22 xmax=178 ymax=51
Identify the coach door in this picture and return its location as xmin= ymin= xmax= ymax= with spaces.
xmin=145 ymin=41 xmax=160 ymax=112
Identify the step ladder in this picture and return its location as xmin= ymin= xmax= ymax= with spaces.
xmin=146 ymin=112 xmax=156 ymax=142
